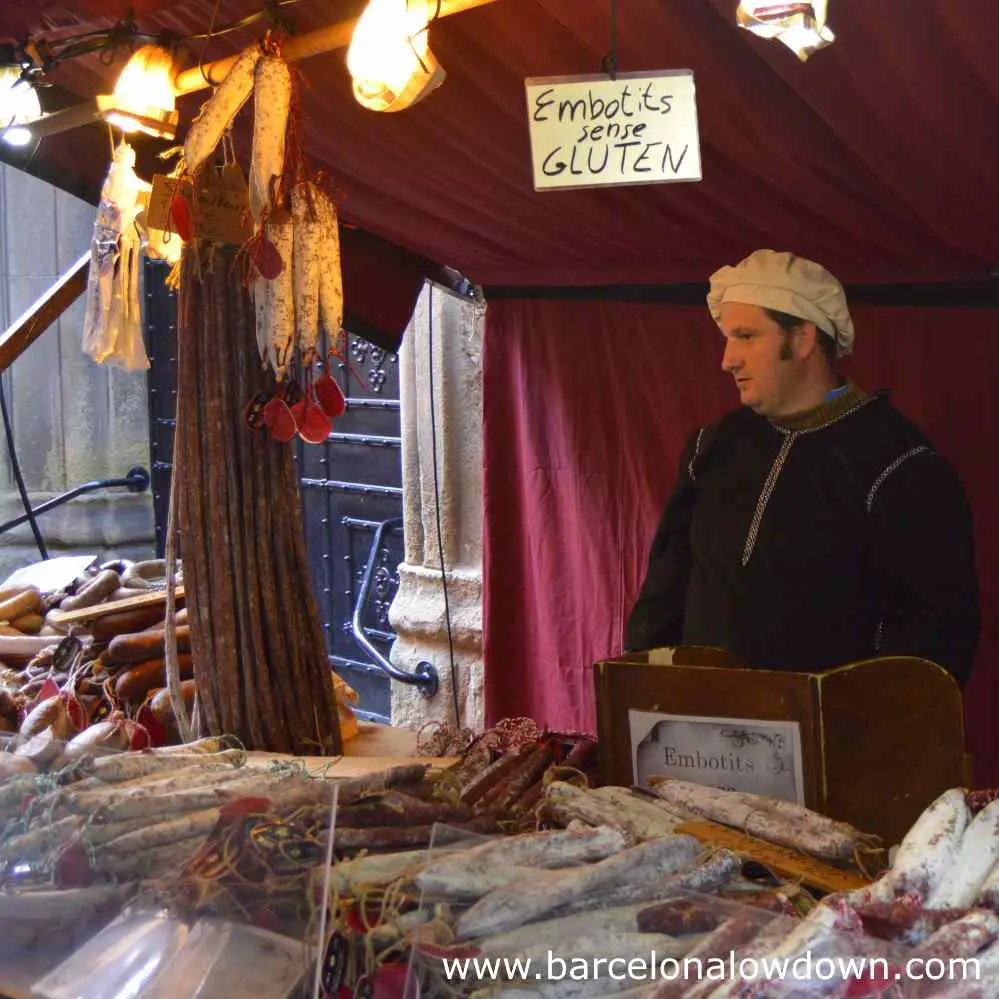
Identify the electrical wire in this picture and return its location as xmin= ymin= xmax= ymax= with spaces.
xmin=188 ymin=0 xmax=304 ymax=40
xmin=0 ymin=377 xmax=48 ymax=559
xmin=427 ymin=285 xmax=461 ymax=728
xmin=16 ymin=0 xmax=305 ymax=77
xmin=197 ymin=0 xmax=226 ymax=87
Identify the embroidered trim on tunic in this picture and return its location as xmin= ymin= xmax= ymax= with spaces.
xmin=768 ymin=382 xmax=873 ymax=433
xmin=866 ymin=446 xmax=932 ymax=513
xmin=742 ymin=431 xmax=798 ymax=566
xmin=742 ymin=389 xmax=881 ymax=567
xmin=874 ymin=617 xmax=885 ymax=652
xmin=688 ymin=428 xmax=706 ymax=483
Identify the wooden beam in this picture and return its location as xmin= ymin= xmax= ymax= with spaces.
xmin=174 ymin=0 xmax=501 ymax=95
xmin=0 ymin=251 xmax=89 ymax=374
xmin=47 ymin=585 xmax=186 ymax=626
xmin=26 ymin=102 xmax=101 ymax=140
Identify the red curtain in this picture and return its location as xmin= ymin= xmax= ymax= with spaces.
xmin=482 ymin=299 xmax=999 ymax=783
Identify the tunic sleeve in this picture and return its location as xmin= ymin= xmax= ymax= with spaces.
xmin=867 ymin=450 xmax=980 ymax=686
xmin=624 ymin=429 xmax=701 ymax=652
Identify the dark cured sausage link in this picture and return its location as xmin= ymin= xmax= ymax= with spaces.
xmin=511 ymin=780 xmax=546 ymax=813
xmin=492 ymin=742 xmax=556 ymax=812
xmin=177 ymin=258 xmax=220 ymax=736
xmin=646 ymin=915 xmax=772 ymax=999
xmin=460 ymin=746 xmax=534 ymax=806
xmin=331 ymin=814 xmax=501 ymax=852
xmin=559 ymin=738 xmax=598 ymax=772
xmin=107 ymin=627 xmax=191 ymax=665
xmin=215 ymin=260 xmax=263 ymax=750
xmin=636 ymin=898 xmax=721 ymax=936
xmin=334 ymin=791 xmax=472 ymax=829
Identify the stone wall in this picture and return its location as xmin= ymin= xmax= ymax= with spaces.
xmin=389 ymin=282 xmax=485 ymax=731
xmin=0 ymin=164 xmax=155 ymax=578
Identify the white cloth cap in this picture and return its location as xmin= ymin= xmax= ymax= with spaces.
xmin=707 ymin=249 xmax=855 ymax=357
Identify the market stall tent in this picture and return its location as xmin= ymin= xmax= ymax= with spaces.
xmin=3 ymin=0 xmax=998 ymax=777
xmin=5 ymin=0 xmax=999 ymax=288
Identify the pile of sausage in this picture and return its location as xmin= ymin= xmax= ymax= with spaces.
xmin=0 ymin=559 xmax=189 ymax=752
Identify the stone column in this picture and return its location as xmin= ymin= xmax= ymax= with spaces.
xmin=0 ymin=165 xmax=155 ymax=577
xmin=389 ymin=281 xmax=485 ymax=731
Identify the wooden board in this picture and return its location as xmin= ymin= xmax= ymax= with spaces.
xmin=244 ymin=752 xmax=459 ymax=778
xmin=244 ymin=722 xmax=458 ymax=776
xmin=46 ymin=586 xmax=185 ymax=625
xmin=675 ymin=820 xmax=871 ymax=894
xmin=0 ymin=252 xmax=88 ymax=375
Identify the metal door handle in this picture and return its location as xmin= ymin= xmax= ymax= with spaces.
xmin=351 ymin=517 xmax=439 ymax=697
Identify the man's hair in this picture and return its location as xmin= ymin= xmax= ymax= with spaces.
xmin=765 ymin=308 xmax=837 ymax=363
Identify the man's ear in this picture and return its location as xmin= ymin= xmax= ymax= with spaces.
xmin=795 ymin=321 xmax=820 ymax=359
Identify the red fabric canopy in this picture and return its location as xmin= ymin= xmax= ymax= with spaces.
xmin=483 ymin=299 xmax=999 ymax=784
xmin=5 ymin=0 xmax=999 ymax=291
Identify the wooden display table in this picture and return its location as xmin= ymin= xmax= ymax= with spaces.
xmin=244 ymin=721 xmax=458 ymax=776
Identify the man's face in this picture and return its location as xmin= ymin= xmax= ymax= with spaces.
xmin=718 ymin=302 xmax=801 ymax=416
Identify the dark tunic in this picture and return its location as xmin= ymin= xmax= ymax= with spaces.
xmin=625 ymin=386 xmax=980 ymax=685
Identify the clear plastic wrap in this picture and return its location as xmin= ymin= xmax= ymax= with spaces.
xmin=33 ymin=909 xmax=314 ymax=999
xmin=0 ymin=737 xmax=338 ymax=997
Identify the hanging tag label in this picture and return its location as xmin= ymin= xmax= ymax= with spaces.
xmin=147 ymin=170 xmax=252 ymax=245
xmin=524 ymin=69 xmax=702 ymax=191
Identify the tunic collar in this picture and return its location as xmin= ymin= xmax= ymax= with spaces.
xmin=767 ymin=381 xmax=872 ymax=433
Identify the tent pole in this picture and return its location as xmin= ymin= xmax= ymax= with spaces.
xmin=174 ymin=0 xmax=501 ymax=95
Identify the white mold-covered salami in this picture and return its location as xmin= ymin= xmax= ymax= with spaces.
xmin=250 ymin=55 xmax=292 ymax=222
xmin=315 ymin=186 xmax=344 ymax=341
xmin=291 ymin=182 xmax=321 ymax=363
xmin=454 ymin=835 xmax=700 ymax=941
xmin=930 ymin=798 xmax=999 ymax=910
xmin=183 ymin=46 xmax=261 ymax=175
xmin=266 ymin=215 xmax=295 ymax=378
xmin=891 ymin=788 xmax=969 ymax=902
xmin=252 ymin=273 xmax=271 ymax=364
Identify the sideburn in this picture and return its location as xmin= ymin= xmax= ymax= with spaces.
xmin=779 ymin=331 xmax=794 ymax=361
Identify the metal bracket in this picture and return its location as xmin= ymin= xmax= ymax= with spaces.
xmin=351 ymin=517 xmax=439 ymax=698
xmin=0 ymin=465 xmax=150 ymax=538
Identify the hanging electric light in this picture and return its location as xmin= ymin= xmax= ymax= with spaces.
xmin=0 ymin=67 xmax=41 ymax=146
xmin=97 ymin=44 xmax=179 ymax=138
xmin=347 ymin=0 xmax=446 ymax=112
xmin=736 ymin=2 xmax=835 ymax=61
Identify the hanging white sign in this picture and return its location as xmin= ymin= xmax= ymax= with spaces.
xmin=524 ymin=69 xmax=702 ymax=191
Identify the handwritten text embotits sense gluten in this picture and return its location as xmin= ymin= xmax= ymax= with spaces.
xmin=525 ymin=72 xmax=701 ymax=190
xmin=532 ymin=83 xmax=688 ymax=178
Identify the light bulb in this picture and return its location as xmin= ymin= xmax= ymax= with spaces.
xmin=736 ymin=2 xmax=835 ymax=61
xmin=347 ymin=0 xmax=445 ymax=112
xmin=0 ymin=68 xmax=40 ymax=145
xmin=98 ymin=45 xmax=179 ymax=138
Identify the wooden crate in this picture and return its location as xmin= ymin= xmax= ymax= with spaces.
xmin=594 ymin=647 xmax=964 ymax=848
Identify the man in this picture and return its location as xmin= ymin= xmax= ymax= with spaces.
xmin=626 ymin=249 xmax=980 ymax=685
